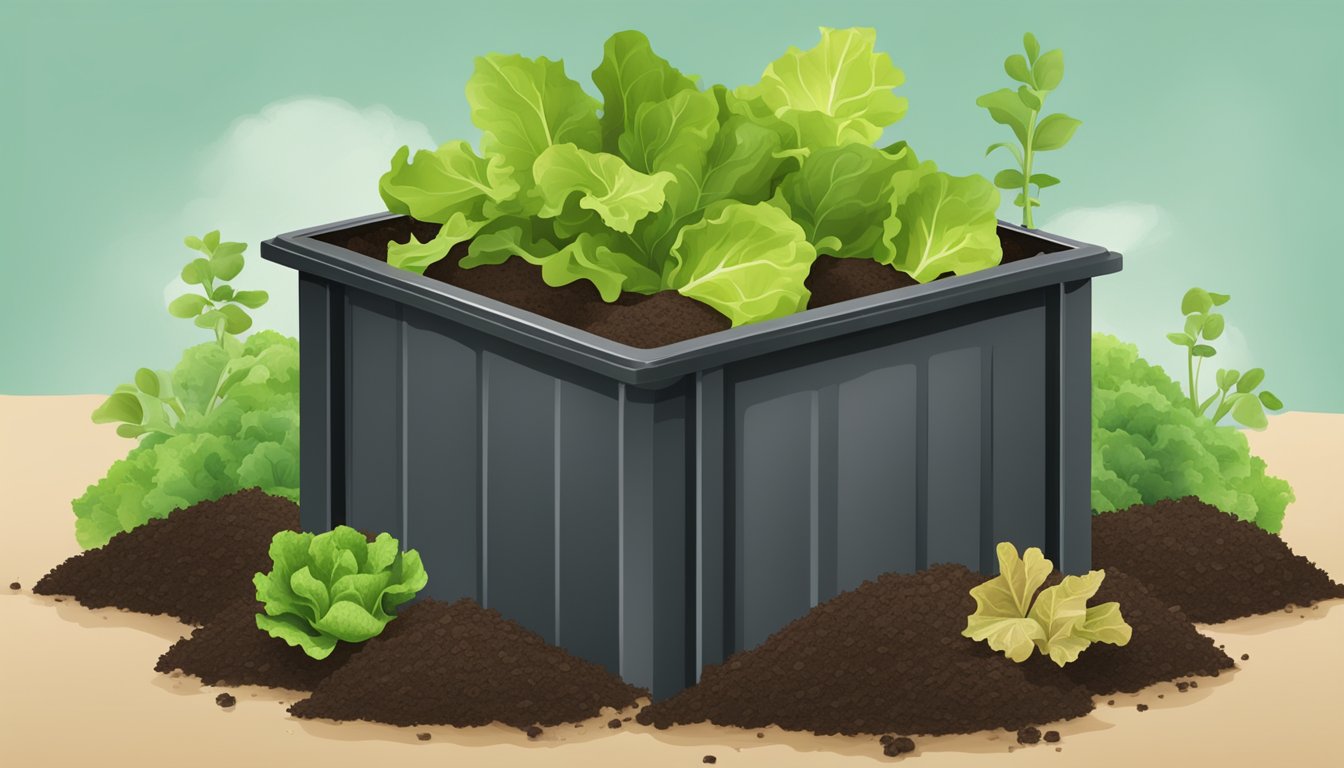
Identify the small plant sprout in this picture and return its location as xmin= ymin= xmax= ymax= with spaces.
xmin=964 ymin=542 xmax=1131 ymax=666
xmin=171 ymin=231 xmax=269 ymax=345
xmin=977 ymin=33 xmax=1081 ymax=228
xmin=1166 ymin=287 xmax=1283 ymax=429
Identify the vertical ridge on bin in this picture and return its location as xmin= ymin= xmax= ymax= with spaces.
xmin=479 ymin=353 xmax=490 ymax=607
xmin=979 ymin=345 xmax=995 ymax=571
xmin=814 ymin=385 xmax=839 ymax=605
xmin=992 ymin=305 xmax=1047 ymax=561
xmin=346 ymin=291 xmax=404 ymax=539
xmin=617 ymin=383 xmax=655 ymax=692
xmin=915 ymin=359 xmax=929 ymax=571
xmin=553 ymin=379 xmax=562 ymax=644
xmin=693 ymin=369 xmax=726 ymax=677
xmin=809 ymin=390 xmax=819 ymax=607
xmin=1058 ymin=280 xmax=1093 ymax=574
xmin=926 ymin=347 xmax=983 ymax=569
xmin=297 ymin=274 xmax=339 ymax=533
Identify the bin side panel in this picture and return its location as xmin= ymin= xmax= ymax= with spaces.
xmin=925 ymin=347 xmax=985 ymax=570
xmin=557 ymin=378 xmax=621 ymax=675
xmin=652 ymin=389 xmax=691 ymax=695
xmin=482 ymin=352 xmax=557 ymax=641
xmin=1057 ymin=279 xmax=1093 ymax=574
xmin=990 ymin=304 xmax=1048 ymax=566
xmin=298 ymin=274 xmax=340 ymax=533
xmin=345 ymin=291 xmax=404 ymax=540
xmin=736 ymin=388 xmax=816 ymax=651
xmin=835 ymin=363 xmax=919 ymax=593
xmin=403 ymin=310 xmax=481 ymax=603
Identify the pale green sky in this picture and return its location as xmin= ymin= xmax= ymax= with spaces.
xmin=2 ymin=0 xmax=1341 ymax=411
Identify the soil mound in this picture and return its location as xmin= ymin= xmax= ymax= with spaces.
xmin=155 ymin=598 xmax=366 ymax=691
xmin=35 ymin=489 xmax=299 ymax=624
xmin=1093 ymin=497 xmax=1344 ymax=623
xmin=288 ymin=598 xmax=646 ymax=729
xmin=1036 ymin=569 xmax=1233 ymax=694
xmin=636 ymin=564 xmax=1095 ymax=736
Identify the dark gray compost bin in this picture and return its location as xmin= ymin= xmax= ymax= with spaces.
xmin=262 ymin=214 xmax=1120 ymax=699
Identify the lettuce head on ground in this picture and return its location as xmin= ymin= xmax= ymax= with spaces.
xmin=1091 ymin=333 xmax=1293 ymax=533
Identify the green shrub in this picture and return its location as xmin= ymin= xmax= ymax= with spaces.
xmin=254 ymin=526 xmax=427 ymax=660
xmin=1092 ymin=333 xmax=1294 ymax=532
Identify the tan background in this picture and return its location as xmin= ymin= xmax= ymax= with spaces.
xmin=2 ymin=397 xmax=1340 ymax=767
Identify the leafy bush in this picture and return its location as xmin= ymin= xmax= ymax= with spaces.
xmin=254 ymin=526 xmax=427 ymax=660
xmin=379 ymin=27 xmax=1003 ymax=327
xmin=74 ymin=232 xmax=299 ymax=549
xmin=963 ymin=542 xmax=1131 ymax=666
xmin=1092 ymin=333 xmax=1294 ymax=533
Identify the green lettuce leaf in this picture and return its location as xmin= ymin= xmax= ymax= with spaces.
xmin=532 ymin=143 xmax=675 ymax=234
xmin=665 ymin=202 xmax=816 ymax=326
xmin=734 ymin=27 xmax=907 ymax=150
xmin=772 ymin=143 xmax=903 ymax=261
xmin=889 ymin=171 xmax=1002 ymax=282
xmin=462 ymin=220 xmax=660 ymax=300
xmin=254 ymin=527 xmax=428 ymax=660
xmin=592 ymin=30 xmax=698 ymax=156
xmin=386 ymin=213 xmax=486 ymax=275
xmin=378 ymin=141 xmax=519 ymax=224
xmin=467 ymin=52 xmax=601 ymax=190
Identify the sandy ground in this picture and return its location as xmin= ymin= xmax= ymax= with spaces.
xmin=1 ymin=396 xmax=1340 ymax=767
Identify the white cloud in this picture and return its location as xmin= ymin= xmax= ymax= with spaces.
xmin=1043 ymin=202 xmax=1166 ymax=255
xmin=163 ymin=97 xmax=435 ymax=336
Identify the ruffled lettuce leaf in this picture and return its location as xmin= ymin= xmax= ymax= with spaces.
xmin=461 ymin=219 xmax=660 ymax=300
xmin=386 ymin=212 xmax=486 ymax=275
xmin=592 ymin=30 xmax=698 ymax=156
xmin=772 ymin=143 xmax=904 ymax=262
xmin=665 ymin=202 xmax=816 ymax=326
xmin=532 ymin=143 xmax=674 ymax=234
xmin=378 ymin=141 xmax=519 ymax=224
xmin=889 ymin=171 xmax=1002 ymax=283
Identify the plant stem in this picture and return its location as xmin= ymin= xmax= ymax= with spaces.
xmin=1022 ymin=110 xmax=1038 ymax=229
xmin=1193 ymin=356 xmax=1204 ymax=408
xmin=1187 ymin=349 xmax=1197 ymax=410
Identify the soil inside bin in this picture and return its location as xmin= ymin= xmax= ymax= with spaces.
xmin=34 ymin=489 xmax=300 ymax=625
xmin=315 ymin=216 xmax=1062 ymax=349
xmin=1092 ymin=496 xmax=1344 ymax=623
xmin=288 ymin=598 xmax=647 ymax=729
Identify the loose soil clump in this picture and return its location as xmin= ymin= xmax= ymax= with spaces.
xmin=155 ymin=598 xmax=365 ymax=691
xmin=289 ymin=598 xmax=645 ymax=729
xmin=1093 ymin=497 xmax=1344 ymax=623
xmin=319 ymin=216 xmax=1061 ymax=349
xmin=1038 ymin=568 xmax=1233 ymax=695
xmin=34 ymin=489 xmax=299 ymax=624
xmin=636 ymin=564 xmax=1095 ymax=736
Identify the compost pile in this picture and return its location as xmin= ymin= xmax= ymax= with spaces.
xmin=155 ymin=598 xmax=367 ymax=691
xmin=34 ymin=489 xmax=299 ymax=624
xmin=638 ymin=564 xmax=1096 ymax=736
xmin=289 ymin=598 xmax=646 ymax=729
xmin=1093 ymin=497 xmax=1344 ymax=623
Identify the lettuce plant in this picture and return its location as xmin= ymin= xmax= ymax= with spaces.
xmin=1166 ymin=287 xmax=1283 ymax=429
xmin=379 ymin=27 xmax=1003 ymax=327
xmin=977 ymin=33 xmax=1080 ymax=228
xmin=254 ymin=526 xmax=428 ymax=660
xmin=1092 ymin=332 xmax=1294 ymax=532
xmin=963 ymin=542 xmax=1131 ymax=666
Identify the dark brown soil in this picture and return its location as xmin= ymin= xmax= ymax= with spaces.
xmin=1093 ymin=497 xmax=1344 ymax=623
xmin=155 ymin=598 xmax=365 ymax=691
xmin=1034 ymin=569 xmax=1233 ymax=695
xmin=636 ymin=564 xmax=1096 ymax=736
xmin=288 ymin=598 xmax=646 ymax=729
xmin=317 ymin=216 xmax=1062 ymax=349
xmin=1018 ymin=726 xmax=1042 ymax=744
xmin=215 ymin=692 xmax=236 ymax=708
xmin=34 ymin=489 xmax=299 ymax=625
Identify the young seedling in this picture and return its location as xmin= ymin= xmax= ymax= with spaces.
xmin=977 ymin=33 xmax=1081 ymax=228
xmin=1165 ymin=287 xmax=1283 ymax=429
xmin=91 ymin=231 xmax=275 ymax=438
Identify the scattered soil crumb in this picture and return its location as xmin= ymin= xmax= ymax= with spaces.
xmin=416 ymin=733 xmax=431 ymax=741
xmin=1044 ymin=730 xmax=1060 ymax=743
xmin=703 ymin=756 xmax=717 ymax=764
xmin=215 ymin=693 xmax=236 ymax=709
xmin=1017 ymin=727 xmax=1042 ymax=745
xmin=883 ymin=736 xmax=916 ymax=757
xmin=8 ymin=582 xmax=19 ymax=590
xmin=526 ymin=726 xmax=543 ymax=739
xmin=1137 ymin=704 xmax=1149 ymax=712
xmin=607 ymin=719 xmax=621 ymax=729
xmin=1241 ymin=654 xmax=1250 ymax=661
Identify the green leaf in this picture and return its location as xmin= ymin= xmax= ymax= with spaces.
xmin=665 ymin=202 xmax=817 ymax=326
xmin=387 ymin=213 xmax=487 ymax=275
xmin=1259 ymin=390 xmax=1283 ymax=410
xmin=1183 ymin=314 xmax=1204 ymax=339
xmin=183 ymin=235 xmax=205 ymax=252
xmin=1181 ymin=287 xmax=1213 ymax=315
xmin=464 ymin=221 xmax=660 ymax=300
xmin=962 ymin=542 xmax=1053 ymax=662
xmin=1209 ymin=291 xmax=1232 ymax=306
xmin=1004 ymin=54 xmax=1032 ymax=85
xmin=617 ymin=87 xmax=720 ymax=175
xmin=92 ymin=391 xmax=143 ymax=425
xmin=115 ymin=424 xmax=147 ymax=439
xmin=1029 ymin=570 xmax=1109 ymax=666
xmin=773 ymin=144 xmax=904 ymax=262
xmin=976 ymin=88 xmax=1033 ymax=145
xmin=1029 ymin=173 xmax=1060 ymax=189
xmin=1201 ymin=313 xmax=1225 ymax=340
xmin=1230 ymin=392 xmax=1269 ymax=429
xmin=168 ymin=294 xmax=211 ymax=319
xmin=379 ymin=141 xmax=520 ymax=224
xmin=231 ymin=290 xmax=269 ymax=309
xmin=1216 ymin=368 xmax=1239 ymax=391
xmin=202 ymin=230 xmax=221 ymax=252
xmin=890 ymin=172 xmax=1002 ymax=283
xmin=985 ymin=141 xmax=1024 ymax=166
xmin=1166 ymin=332 xmax=1195 ymax=347
xmin=467 ymin=53 xmax=601 ymax=189
xmin=1032 ymin=113 xmax=1081 ymax=151
xmin=1191 ymin=344 xmax=1217 ymax=358
xmin=211 ymin=249 xmax=245 ymax=282
xmin=1032 ymin=49 xmax=1065 ymax=91
xmin=219 ymin=304 xmax=253 ymax=335
xmin=592 ymin=30 xmax=698 ymax=155
xmin=210 ymin=284 xmax=235 ymax=302
xmin=181 ymin=258 xmax=212 ymax=285
xmin=256 ymin=612 xmax=341 ymax=660
xmin=1237 ymin=367 xmax=1265 ymax=392
xmin=1023 ymin=32 xmax=1041 ymax=63
xmin=134 ymin=368 xmax=160 ymax=398
xmin=1017 ymin=85 xmax=1042 ymax=111
xmin=735 ymin=27 xmax=907 ymax=148
xmin=532 ymin=144 xmax=675 ymax=234
xmin=994 ymin=169 xmax=1025 ymax=189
